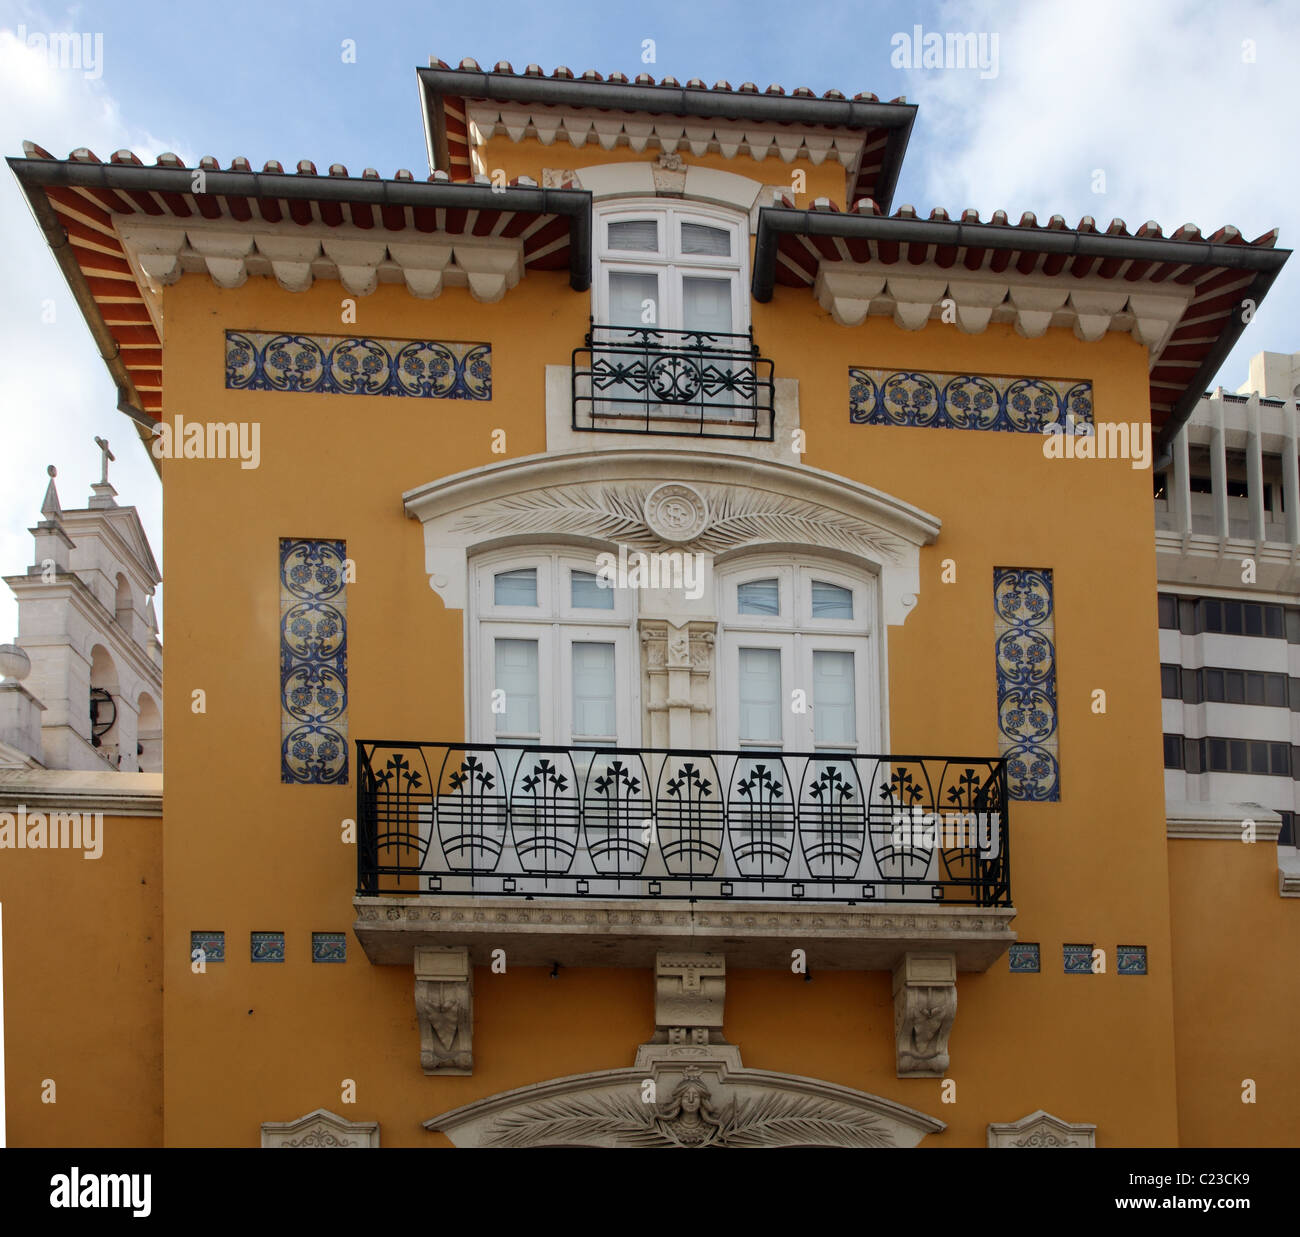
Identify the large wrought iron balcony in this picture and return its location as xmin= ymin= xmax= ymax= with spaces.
xmin=571 ymin=324 xmax=775 ymax=440
xmin=356 ymin=741 xmax=1010 ymax=907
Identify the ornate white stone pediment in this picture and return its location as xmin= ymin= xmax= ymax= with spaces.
xmin=987 ymin=1109 xmax=1096 ymax=1148
xmin=425 ymin=1041 xmax=944 ymax=1148
xmin=403 ymin=449 xmax=939 ymax=626
xmin=261 ymin=1108 xmax=380 ymax=1148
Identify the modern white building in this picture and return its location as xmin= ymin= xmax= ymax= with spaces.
xmin=0 ymin=441 xmax=162 ymax=772
xmin=1155 ymin=350 xmax=1300 ymax=853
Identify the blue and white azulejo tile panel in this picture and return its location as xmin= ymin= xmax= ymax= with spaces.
xmin=226 ymin=331 xmax=491 ymax=399
xmin=251 ymin=931 xmax=286 ymax=963
xmin=312 ymin=932 xmax=347 ymax=964
xmin=993 ymin=567 xmax=1060 ymax=802
xmin=849 ymin=369 xmax=1091 ymax=432
xmin=1008 ymin=943 xmax=1040 ymax=973
xmin=1063 ymin=943 xmax=1093 ymax=975
xmin=1117 ymin=945 xmax=1148 ymax=975
xmin=280 ymin=539 xmax=348 ymax=785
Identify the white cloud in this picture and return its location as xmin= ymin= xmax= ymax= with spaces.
xmin=0 ymin=9 xmax=189 ymax=644
xmin=893 ymin=0 xmax=1300 ymax=384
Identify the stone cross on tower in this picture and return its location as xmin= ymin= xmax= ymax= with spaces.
xmin=94 ymin=436 xmax=115 ymax=485
xmin=89 ymin=436 xmax=118 ymax=509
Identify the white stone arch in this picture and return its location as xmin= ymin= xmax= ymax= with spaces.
xmin=424 ymin=1042 xmax=944 ymax=1148
xmin=136 ymin=690 xmax=162 ymax=773
xmin=405 ymin=450 xmax=938 ymax=751
xmin=404 ymin=449 xmax=940 ymax=623
xmin=87 ymin=642 xmax=122 ymax=762
xmin=114 ymin=571 xmax=133 ymax=627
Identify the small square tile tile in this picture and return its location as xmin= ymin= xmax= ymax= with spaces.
xmin=1117 ymin=945 xmax=1147 ymax=975
xmin=1063 ymin=943 xmax=1094 ymax=975
xmin=251 ymin=931 xmax=285 ymax=963
xmin=312 ymin=932 xmax=346 ymax=964
xmin=191 ymin=931 xmax=224 ymax=963
xmin=1008 ymin=943 xmax=1040 ymax=973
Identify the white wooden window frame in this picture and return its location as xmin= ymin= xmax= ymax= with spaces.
xmin=470 ymin=549 xmax=638 ymax=747
xmin=716 ymin=556 xmax=882 ymax=754
xmin=594 ymin=200 xmax=749 ymax=335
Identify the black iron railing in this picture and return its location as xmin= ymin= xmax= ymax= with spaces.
xmin=572 ymin=324 xmax=775 ymax=440
xmin=356 ymin=741 xmax=1010 ymax=906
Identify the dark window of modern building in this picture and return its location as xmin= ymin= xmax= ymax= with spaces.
xmin=1182 ymin=670 xmax=1201 ymax=705
xmin=1274 ymin=744 xmax=1293 ymax=776
xmin=1279 ymin=811 xmax=1294 ymax=848
xmin=1160 ymin=665 xmax=1180 ymax=699
xmin=1179 ymin=598 xmax=1198 ymax=635
xmin=1204 ymin=668 xmax=1224 ymax=702
xmin=1291 ymin=678 xmax=1300 ymax=711
xmin=1226 ymin=670 xmax=1246 ymax=704
xmin=1266 ymin=674 xmax=1288 ymax=708
xmin=1190 ymin=475 xmax=1213 ymax=494
xmin=1157 ymin=594 xmax=1178 ymax=629
xmin=1265 ymin=606 xmax=1285 ymax=639
xmin=1287 ymin=609 xmax=1300 ymax=644
xmin=1163 ymin=733 xmax=1183 ymax=769
xmin=1184 ymin=738 xmax=1203 ymax=773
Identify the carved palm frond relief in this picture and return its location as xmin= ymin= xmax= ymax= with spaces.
xmin=698 ymin=489 xmax=908 ymax=563
xmin=450 ymin=485 xmax=659 ymax=548
xmin=448 ymin=481 xmax=910 ymax=563
xmin=719 ymin=1092 xmax=894 ymax=1148
xmin=485 ymin=1091 xmax=672 ymax=1148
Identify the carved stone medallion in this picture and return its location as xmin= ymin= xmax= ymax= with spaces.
xmin=644 ymin=483 xmax=709 ymax=544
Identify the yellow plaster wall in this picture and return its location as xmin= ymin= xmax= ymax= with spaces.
xmin=0 ymin=814 xmax=162 ymax=1146
xmin=1167 ymin=838 xmax=1300 ymax=1146
xmin=154 ymin=264 xmax=1185 ymax=1146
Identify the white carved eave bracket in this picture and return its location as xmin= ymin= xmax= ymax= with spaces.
xmin=425 ymin=1040 xmax=945 ymax=1148
xmin=261 ymin=1107 xmax=380 ymax=1147
xmin=115 ymin=215 xmax=524 ymax=302
xmin=813 ymin=261 xmax=1191 ymax=363
xmin=468 ymin=100 xmax=863 ymax=166
xmin=402 ymin=449 xmax=940 ymax=625
xmin=987 ymin=1109 xmax=1097 ymax=1148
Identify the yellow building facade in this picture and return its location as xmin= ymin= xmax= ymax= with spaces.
xmin=4 ymin=60 xmax=1297 ymax=1149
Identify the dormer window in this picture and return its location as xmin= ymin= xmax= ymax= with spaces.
xmin=596 ymin=203 xmax=747 ymax=337
xmin=572 ymin=202 xmax=772 ymax=439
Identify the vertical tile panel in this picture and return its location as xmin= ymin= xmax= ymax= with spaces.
xmin=994 ymin=567 xmax=1059 ymax=801
xmin=280 ymin=539 xmax=348 ymax=784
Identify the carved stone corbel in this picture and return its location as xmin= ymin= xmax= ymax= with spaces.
xmin=655 ymin=952 xmax=725 ymax=1045
xmin=414 ymin=945 xmax=473 ymax=1075
xmin=892 ymin=952 xmax=957 ymax=1078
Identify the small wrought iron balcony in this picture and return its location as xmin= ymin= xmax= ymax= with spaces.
xmin=571 ymin=324 xmax=775 ymax=440
xmin=356 ymin=741 xmax=1010 ymax=907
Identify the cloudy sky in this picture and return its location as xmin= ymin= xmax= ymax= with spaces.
xmin=0 ymin=0 xmax=1297 ymax=641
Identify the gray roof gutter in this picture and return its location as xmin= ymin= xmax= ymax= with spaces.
xmin=752 ymin=206 xmax=1290 ymax=463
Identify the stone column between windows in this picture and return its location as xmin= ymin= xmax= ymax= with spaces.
xmin=1283 ymin=395 xmax=1300 ymax=545
xmin=639 ymin=618 xmax=716 ymax=749
xmin=1245 ymin=392 xmax=1266 ymax=543
xmin=1209 ymin=393 xmax=1230 ymax=538
xmin=1169 ymin=419 xmax=1192 ymax=537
